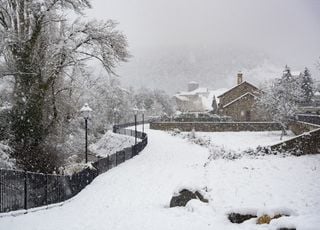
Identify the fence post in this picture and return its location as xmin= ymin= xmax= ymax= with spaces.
xmin=132 ymin=145 xmax=136 ymax=157
xmin=45 ymin=174 xmax=48 ymax=206
xmin=115 ymin=152 xmax=118 ymax=166
xmin=0 ymin=169 xmax=2 ymax=212
xmin=107 ymin=155 xmax=110 ymax=170
xmin=24 ymin=171 xmax=28 ymax=210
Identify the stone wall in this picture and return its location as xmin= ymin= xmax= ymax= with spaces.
xmin=150 ymin=122 xmax=282 ymax=132
xmin=270 ymin=127 xmax=320 ymax=155
xmin=221 ymin=94 xmax=260 ymax=121
xmin=288 ymin=121 xmax=320 ymax=135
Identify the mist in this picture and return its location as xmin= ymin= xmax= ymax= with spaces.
xmin=86 ymin=0 xmax=320 ymax=93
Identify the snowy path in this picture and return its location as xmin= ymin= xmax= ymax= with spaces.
xmin=1 ymin=126 xmax=320 ymax=230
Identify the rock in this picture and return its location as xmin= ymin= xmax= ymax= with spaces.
xmin=228 ymin=213 xmax=257 ymax=224
xmin=169 ymin=189 xmax=208 ymax=208
xmin=257 ymin=214 xmax=272 ymax=224
xmin=257 ymin=214 xmax=289 ymax=225
xmin=277 ymin=228 xmax=296 ymax=230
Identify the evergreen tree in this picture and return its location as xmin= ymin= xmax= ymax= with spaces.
xmin=301 ymin=67 xmax=314 ymax=104
xmin=211 ymin=96 xmax=218 ymax=113
xmin=281 ymin=65 xmax=294 ymax=83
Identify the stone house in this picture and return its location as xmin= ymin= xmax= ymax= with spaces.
xmin=217 ymin=72 xmax=261 ymax=121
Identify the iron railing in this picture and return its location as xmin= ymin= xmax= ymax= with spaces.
xmin=0 ymin=123 xmax=148 ymax=213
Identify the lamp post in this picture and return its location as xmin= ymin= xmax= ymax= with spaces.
xmin=141 ymin=106 xmax=146 ymax=133
xmin=114 ymin=107 xmax=119 ymax=125
xmin=80 ymin=103 xmax=93 ymax=163
xmin=133 ymin=106 xmax=139 ymax=145
xmin=113 ymin=107 xmax=119 ymax=133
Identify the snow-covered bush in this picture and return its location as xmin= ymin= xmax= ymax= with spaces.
xmin=89 ymin=131 xmax=135 ymax=157
xmin=0 ymin=141 xmax=15 ymax=169
xmin=62 ymin=162 xmax=96 ymax=176
xmin=171 ymin=131 xmax=291 ymax=163
xmin=256 ymin=66 xmax=304 ymax=135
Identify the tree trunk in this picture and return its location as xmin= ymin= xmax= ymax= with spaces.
xmin=11 ymin=73 xmax=48 ymax=171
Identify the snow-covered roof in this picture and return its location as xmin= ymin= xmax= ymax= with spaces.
xmin=217 ymin=81 xmax=258 ymax=98
xmin=291 ymin=71 xmax=302 ymax=77
xmin=177 ymin=87 xmax=209 ymax=96
xmin=222 ymin=92 xmax=257 ymax=108
xmin=175 ymin=87 xmax=228 ymax=111
xmin=174 ymin=95 xmax=189 ymax=101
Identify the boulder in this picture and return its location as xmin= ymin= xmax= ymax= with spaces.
xmin=257 ymin=214 xmax=272 ymax=224
xmin=169 ymin=189 xmax=208 ymax=208
xmin=228 ymin=213 xmax=257 ymax=224
xmin=277 ymin=228 xmax=296 ymax=230
xmin=257 ymin=214 xmax=288 ymax=225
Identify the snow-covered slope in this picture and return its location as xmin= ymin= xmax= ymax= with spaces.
xmin=117 ymin=46 xmax=282 ymax=94
xmin=89 ymin=131 xmax=135 ymax=157
xmin=1 ymin=126 xmax=319 ymax=230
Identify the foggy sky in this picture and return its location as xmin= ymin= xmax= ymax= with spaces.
xmin=84 ymin=0 xmax=320 ymax=90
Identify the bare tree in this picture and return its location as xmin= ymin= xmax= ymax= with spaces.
xmin=0 ymin=0 xmax=129 ymax=172
xmin=256 ymin=66 xmax=303 ymax=139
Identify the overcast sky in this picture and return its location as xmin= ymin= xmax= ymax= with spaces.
xmin=84 ymin=0 xmax=320 ymax=86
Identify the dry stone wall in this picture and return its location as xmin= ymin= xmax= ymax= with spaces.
xmin=150 ymin=122 xmax=282 ymax=132
xmin=269 ymin=121 xmax=320 ymax=155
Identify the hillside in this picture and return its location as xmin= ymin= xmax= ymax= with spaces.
xmin=117 ymin=45 xmax=282 ymax=94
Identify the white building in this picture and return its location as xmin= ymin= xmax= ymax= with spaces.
xmin=174 ymin=82 xmax=226 ymax=113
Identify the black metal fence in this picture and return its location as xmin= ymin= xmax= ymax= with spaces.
xmin=0 ymin=123 xmax=148 ymax=213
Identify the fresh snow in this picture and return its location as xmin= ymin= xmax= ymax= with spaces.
xmin=181 ymin=130 xmax=295 ymax=152
xmin=0 ymin=141 xmax=14 ymax=169
xmin=0 ymin=125 xmax=319 ymax=230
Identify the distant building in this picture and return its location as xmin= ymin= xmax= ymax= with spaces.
xmin=217 ymin=72 xmax=261 ymax=121
xmin=174 ymin=82 xmax=214 ymax=112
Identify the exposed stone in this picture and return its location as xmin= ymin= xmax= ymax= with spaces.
xmin=277 ymin=228 xmax=296 ymax=230
xmin=288 ymin=121 xmax=320 ymax=135
xmin=256 ymin=214 xmax=289 ymax=225
xmin=228 ymin=213 xmax=257 ymax=224
xmin=273 ymin=214 xmax=284 ymax=219
xmin=257 ymin=214 xmax=272 ymax=224
xmin=169 ymin=189 xmax=208 ymax=208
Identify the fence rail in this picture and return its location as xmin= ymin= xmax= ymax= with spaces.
xmin=0 ymin=123 xmax=148 ymax=213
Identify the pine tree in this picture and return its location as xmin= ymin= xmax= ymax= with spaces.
xmin=211 ymin=95 xmax=218 ymax=113
xmin=282 ymin=65 xmax=292 ymax=82
xmin=301 ymin=67 xmax=314 ymax=104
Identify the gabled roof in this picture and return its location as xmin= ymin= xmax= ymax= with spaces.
xmin=173 ymin=95 xmax=189 ymax=101
xmin=222 ymin=92 xmax=257 ymax=108
xmin=217 ymin=81 xmax=258 ymax=98
xmin=177 ymin=87 xmax=209 ymax=96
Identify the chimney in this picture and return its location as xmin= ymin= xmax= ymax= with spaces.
xmin=188 ymin=81 xmax=199 ymax=92
xmin=237 ymin=72 xmax=243 ymax=85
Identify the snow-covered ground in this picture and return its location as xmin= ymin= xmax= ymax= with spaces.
xmin=180 ymin=131 xmax=295 ymax=152
xmin=1 ymin=125 xmax=319 ymax=230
